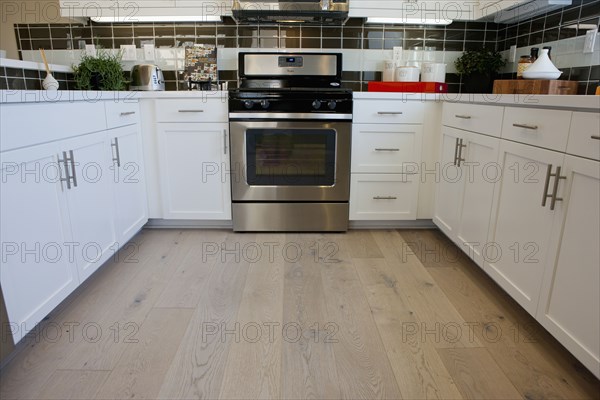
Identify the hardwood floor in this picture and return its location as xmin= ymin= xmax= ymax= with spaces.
xmin=1 ymin=229 xmax=598 ymax=400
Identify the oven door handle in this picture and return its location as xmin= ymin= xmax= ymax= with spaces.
xmin=228 ymin=112 xmax=352 ymax=120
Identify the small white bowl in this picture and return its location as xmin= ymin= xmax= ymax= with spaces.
xmin=522 ymin=70 xmax=562 ymax=80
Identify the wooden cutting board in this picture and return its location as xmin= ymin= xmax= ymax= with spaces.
xmin=493 ymin=80 xmax=578 ymax=95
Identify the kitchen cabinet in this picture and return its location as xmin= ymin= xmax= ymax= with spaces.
xmin=0 ymin=142 xmax=80 ymax=343
xmin=475 ymin=0 xmax=528 ymax=19
xmin=157 ymin=122 xmax=231 ymax=220
xmin=485 ymin=141 xmax=566 ymax=316
xmin=0 ymin=99 xmax=147 ymax=345
xmin=61 ymin=131 xmax=117 ymax=283
xmin=433 ymin=126 xmax=500 ymax=267
xmin=59 ymin=0 xmax=231 ymax=18
xmin=350 ymin=99 xmax=423 ymax=221
xmin=349 ymin=0 xmax=478 ymax=20
xmin=536 ymin=154 xmax=600 ymax=378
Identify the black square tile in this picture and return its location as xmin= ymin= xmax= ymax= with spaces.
xmin=217 ymin=26 xmax=237 ymax=36
xmin=571 ymin=66 xmax=591 ymax=81
xmin=562 ymin=7 xmax=582 ymax=24
xmin=545 ymin=12 xmax=562 ymax=29
xmin=155 ymin=37 xmax=174 ymax=47
xmin=530 ymin=17 xmax=546 ymax=32
xmin=134 ymin=25 xmax=154 ymax=37
xmin=217 ymin=37 xmax=237 ymax=47
xmin=196 ymin=26 xmax=217 ymax=36
xmin=113 ymin=25 xmax=134 ymax=37
xmin=24 ymin=69 xmax=39 ymax=79
xmin=581 ymin=1 xmax=600 ymax=18
xmin=465 ymin=30 xmax=485 ymax=41
xmin=559 ymin=67 xmax=572 ymax=80
xmin=424 ymin=28 xmax=444 ymax=40
xmin=343 ymin=71 xmax=361 ymax=80
xmin=577 ymin=82 xmax=588 ymax=95
xmin=559 ymin=26 xmax=578 ymax=39
xmin=466 ymin=22 xmax=487 ymax=30
xmin=383 ymin=38 xmax=403 ymax=49
xmin=280 ymin=27 xmax=300 ymax=37
xmin=322 ymin=38 xmax=342 ymax=48
xmin=342 ymin=38 xmax=361 ymax=49
xmin=114 ymin=38 xmax=135 ymax=47
xmin=7 ymin=77 xmax=26 ymax=90
xmin=281 ymin=37 xmax=300 ymax=48
xmin=424 ymin=40 xmax=443 ymax=50
xmin=405 ymin=29 xmax=424 ymax=39
xmin=587 ymin=82 xmax=599 ymax=94
xmin=517 ymin=34 xmax=529 ymax=47
xmin=485 ymin=30 xmax=498 ymax=42
xmin=405 ymin=39 xmax=424 ymax=48
xmin=154 ymin=25 xmax=175 ymax=37
xmin=25 ymin=79 xmax=41 ymax=90
xmin=343 ymin=27 xmax=363 ymax=38
xmin=5 ymin=68 xmax=24 ymax=78
xmin=238 ymin=26 xmax=258 ymax=37
xmin=517 ymin=21 xmax=532 ymax=36
xmin=301 ymin=27 xmax=321 ymax=37
xmin=590 ymin=65 xmax=600 ymax=80
xmin=529 ymin=31 xmax=544 ymax=46
xmin=237 ymin=37 xmax=255 ymax=47
xmin=19 ymin=40 xmax=32 ymax=51
xmin=364 ymin=38 xmax=383 ymax=49
xmin=543 ymin=28 xmax=560 ymax=42
xmin=18 ymin=27 xmax=30 ymax=39
xmin=0 ymin=78 xmax=8 ymax=90
xmin=29 ymin=27 xmax=50 ymax=39
xmin=445 ymin=30 xmax=465 ymax=41
xmin=302 ymin=38 xmax=321 ymax=48
xmin=506 ymin=25 xmax=519 ymax=40
xmin=322 ymin=27 xmax=342 ymax=37
xmin=447 ymin=21 xmax=466 ymax=30
xmin=464 ymin=41 xmax=485 ymax=51
xmin=444 ymin=41 xmax=464 ymax=51
xmin=91 ymin=25 xmax=113 ymax=38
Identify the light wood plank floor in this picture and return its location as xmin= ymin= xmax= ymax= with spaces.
xmin=1 ymin=229 xmax=598 ymax=400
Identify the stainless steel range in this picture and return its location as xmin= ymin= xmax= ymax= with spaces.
xmin=229 ymin=52 xmax=352 ymax=232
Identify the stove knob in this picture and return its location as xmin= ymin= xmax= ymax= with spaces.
xmin=327 ymin=100 xmax=337 ymax=110
xmin=312 ymin=100 xmax=322 ymax=110
xmin=260 ymin=100 xmax=270 ymax=109
xmin=243 ymin=100 xmax=254 ymax=109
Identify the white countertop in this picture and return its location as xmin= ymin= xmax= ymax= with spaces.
xmin=0 ymin=90 xmax=228 ymax=104
xmin=354 ymin=92 xmax=600 ymax=111
xmin=2 ymin=90 xmax=598 ymax=111
xmin=0 ymin=58 xmax=73 ymax=73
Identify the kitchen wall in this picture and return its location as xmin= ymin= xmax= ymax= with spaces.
xmin=6 ymin=0 xmax=600 ymax=93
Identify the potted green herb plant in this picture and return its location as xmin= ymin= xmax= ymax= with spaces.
xmin=454 ymin=48 xmax=506 ymax=93
xmin=73 ymin=49 xmax=128 ymax=91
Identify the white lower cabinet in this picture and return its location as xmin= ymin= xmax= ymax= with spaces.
xmin=61 ymin=132 xmax=117 ymax=283
xmin=350 ymin=173 xmax=419 ymax=220
xmin=109 ymin=125 xmax=148 ymax=243
xmin=537 ymin=155 xmax=600 ymax=378
xmin=0 ymin=100 xmax=147 ymax=345
xmin=433 ymin=128 xmax=500 ymax=267
xmin=485 ymin=140 xmax=566 ymax=316
xmin=0 ymin=143 xmax=79 ymax=343
xmin=157 ymin=122 xmax=231 ymax=220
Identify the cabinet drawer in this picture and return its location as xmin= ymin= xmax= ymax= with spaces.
xmin=155 ymin=99 xmax=228 ymax=122
xmin=105 ymin=101 xmax=140 ymax=129
xmin=0 ymin=102 xmax=106 ymax=152
xmin=350 ymin=174 xmax=418 ymax=220
xmin=353 ymin=100 xmax=424 ymax=124
xmin=567 ymin=112 xmax=600 ymax=161
xmin=502 ymin=107 xmax=571 ymax=152
xmin=442 ymin=102 xmax=504 ymax=137
xmin=351 ymin=124 xmax=422 ymax=173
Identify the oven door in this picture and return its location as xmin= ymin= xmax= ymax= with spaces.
xmin=230 ymin=120 xmax=350 ymax=202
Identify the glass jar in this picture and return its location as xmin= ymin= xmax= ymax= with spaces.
xmin=517 ymin=55 xmax=533 ymax=79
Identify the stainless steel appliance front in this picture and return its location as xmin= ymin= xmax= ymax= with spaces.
xmin=229 ymin=120 xmax=351 ymax=232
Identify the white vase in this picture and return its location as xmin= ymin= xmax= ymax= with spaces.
xmin=522 ymin=49 xmax=562 ymax=80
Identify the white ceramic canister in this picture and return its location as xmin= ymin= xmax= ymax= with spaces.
xmin=421 ymin=63 xmax=447 ymax=82
xmin=395 ymin=66 xmax=420 ymax=82
xmin=383 ymin=59 xmax=396 ymax=82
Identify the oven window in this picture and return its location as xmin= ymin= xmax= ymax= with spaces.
xmin=246 ymin=128 xmax=336 ymax=186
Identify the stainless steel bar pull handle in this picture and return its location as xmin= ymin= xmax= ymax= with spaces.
xmin=179 ymin=109 xmax=204 ymax=113
xmin=542 ymin=164 xmax=553 ymax=207
xmin=591 ymin=135 xmax=600 ymax=140
xmin=223 ymin=129 xmax=228 ymax=155
xmin=69 ymin=150 xmax=77 ymax=188
xmin=377 ymin=111 xmax=403 ymax=115
xmin=455 ymin=115 xmax=471 ymax=119
xmin=58 ymin=151 xmax=72 ymax=190
xmin=373 ymin=196 xmax=397 ymax=200
xmin=453 ymin=137 xmax=460 ymax=166
xmin=550 ymin=166 xmax=566 ymax=211
xmin=457 ymin=139 xmax=467 ymax=167
xmin=120 ymin=111 xmax=136 ymax=116
xmin=375 ymin=148 xmax=400 ymax=152
xmin=513 ymin=123 xmax=539 ymax=130
xmin=111 ymin=137 xmax=121 ymax=167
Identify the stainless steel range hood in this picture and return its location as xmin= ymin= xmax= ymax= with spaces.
xmin=232 ymin=0 xmax=349 ymax=24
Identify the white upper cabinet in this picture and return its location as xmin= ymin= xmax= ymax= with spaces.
xmin=349 ymin=0 xmax=478 ymax=20
xmin=60 ymin=0 xmax=231 ymax=18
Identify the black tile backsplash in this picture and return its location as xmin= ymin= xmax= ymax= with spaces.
xmin=10 ymin=0 xmax=600 ymax=93
xmin=0 ymin=66 xmax=75 ymax=91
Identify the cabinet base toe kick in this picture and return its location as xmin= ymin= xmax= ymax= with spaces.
xmin=232 ymin=203 xmax=349 ymax=232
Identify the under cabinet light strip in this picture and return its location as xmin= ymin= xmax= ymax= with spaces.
xmin=366 ymin=17 xmax=452 ymax=25
xmin=91 ymin=16 xmax=222 ymax=23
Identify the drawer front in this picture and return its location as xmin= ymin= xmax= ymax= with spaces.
xmin=442 ymin=102 xmax=504 ymax=137
xmin=0 ymin=102 xmax=106 ymax=152
xmin=105 ymin=100 xmax=140 ymax=129
xmin=353 ymin=100 xmax=424 ymax=124
xmin=502 ymin=107 xmax=572 ymax=152
xmin=567 ymin=112 xmax=600 ymax=161
xmin=349 ymin=174 xmax=418 ymax=220
xmin=155 ymin=99 xmax=228 ymax=122
xmin=352 ymin=124 xmax=422 ymax=173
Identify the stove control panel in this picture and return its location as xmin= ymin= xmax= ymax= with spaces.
xmin=229 ymin=90 xmax=353 ymax=114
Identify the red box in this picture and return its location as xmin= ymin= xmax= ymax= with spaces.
xmin=367 ymin=81 xmax=448 ymax=93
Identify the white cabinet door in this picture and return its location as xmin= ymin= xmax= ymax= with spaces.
xmin=350 ymin=173 xmax=419 ymax=220
xmin=61 ymin=132 xmax=117 ymax=283
xmin=351 ymin=124 xmax=422 ymax=174
xmin=485 ymin=140 xmax=566 ymax=316
xmin=350 ymin=0 xmax=476 ymax=20
xmin=0 ymin=143 xmax=79 ymax=343
xmin=455 ymin=131 xmax=500 ymax=267
xmin=537 ymin=155 xmax=600 ymax=378
xmin=109 ymin=125 xmax=148 ymax=244
xmin=157 ymin=122 xmax=231 ymax=220
xmin=432 ymin=127 xmax=464 ymax=240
